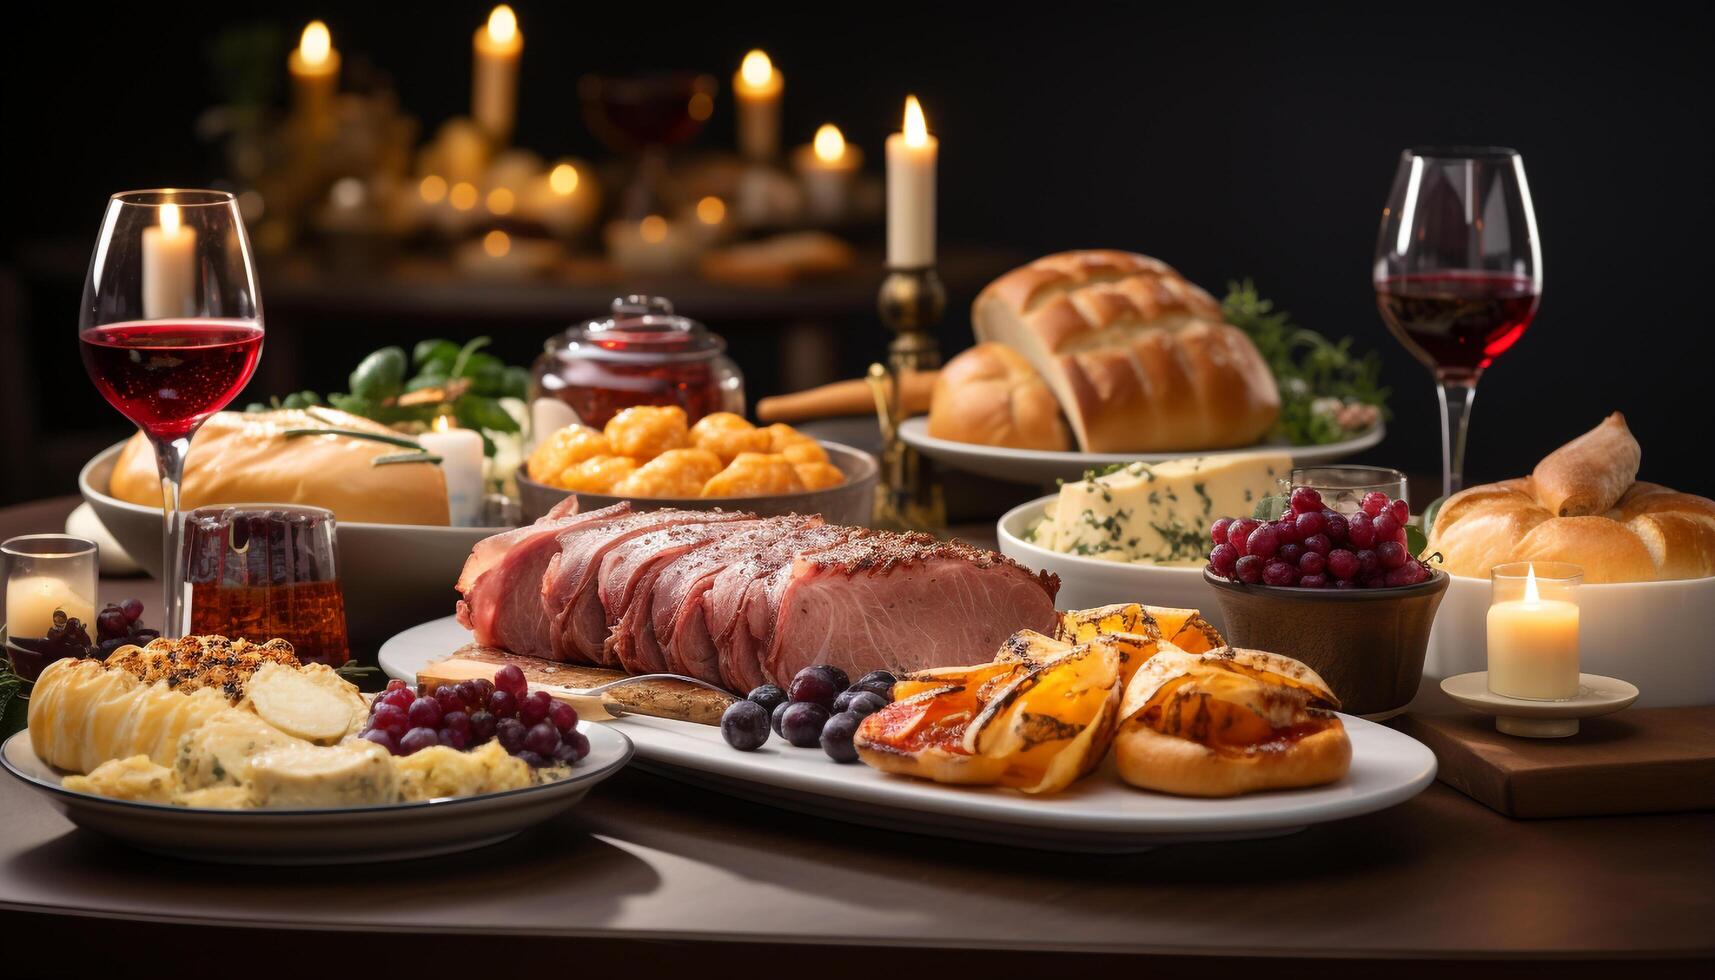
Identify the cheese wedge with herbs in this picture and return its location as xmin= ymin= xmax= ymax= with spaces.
xmin=1033 ymin=452 xmax=1289 ymax=564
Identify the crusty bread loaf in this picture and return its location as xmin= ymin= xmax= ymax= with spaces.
xmin=927 ymin=343 xmax=1071 ymax=451
xmin=109 ymin=409 xmax=451 ymax=526
xmin=1427 ymin=416 xmax=1715 ymax=582
xmin=972 ymin=251 xmax=1278 ymax=453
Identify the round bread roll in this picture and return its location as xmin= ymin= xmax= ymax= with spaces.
xmin=1113 ymin=720 xmax=1352 ymax=798
xmin=972 ymin=251 xmax=1279 ymax=452
xmin=1426 ymin=416 xmax=1715 ymax=583
xmin=927 ymin=343 xmax=1070 ymax=451
xmin=109 ymin=409 xmax=451 ymax=526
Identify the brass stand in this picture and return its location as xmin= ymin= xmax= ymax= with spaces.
xmin=868 ymin=266 xmax=947 ymax=533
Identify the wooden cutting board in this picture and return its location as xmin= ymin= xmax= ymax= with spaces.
xmin=1400 ymin=705 xmax=1715 ymax=818
xmin=417 ymin=644 xmax=732 ymax=726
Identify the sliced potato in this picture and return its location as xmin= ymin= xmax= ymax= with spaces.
xmin=891 ymin=661 xmax=1023 ymax=702
xmin=854 ymin=685 xmax=1010 ymax=784
xmin=242 ymin=663 xmax=368 ymax=745
xmin=1120 ymin=646 xmax=1341 ymax=723
xmin=965 ymin=639 xmax=1124 ymax=794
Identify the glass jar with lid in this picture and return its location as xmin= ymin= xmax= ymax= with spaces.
xmin=529 ymin=295 xmax=744 ymax=437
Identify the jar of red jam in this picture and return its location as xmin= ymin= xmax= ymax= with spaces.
xmin=529 ymin=295 xmax=744 ymax=434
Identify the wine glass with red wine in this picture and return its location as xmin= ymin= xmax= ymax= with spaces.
xmin=1374 ymin=147 xmax=1541 ymax=498
xmin=78 ymin=190 xmax=263 ymax=638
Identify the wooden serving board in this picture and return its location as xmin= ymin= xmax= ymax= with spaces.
xmin=418 ymin=645 xmax=732 ymax=726
xmin=1401 ymin=705 xmax=1715 ymax=818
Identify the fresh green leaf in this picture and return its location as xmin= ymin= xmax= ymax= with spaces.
xmin=405 ymin=368 xmax=451 ymax=393
xmin=449 ymin=336 xmax=492 ymax=379
xmin=501 ymin=365 xmax=530 ymax=400
xmin=349 ymin=347 xmax=408 ymax=401
xmin=1419 ymin=494 xmax=1448 ymax=539
xmin=1252 ymin=494 xmax=1290 ymax=522
xmin=463 ymin=358 xmax=506 ymax=395
xmin=372 ymin=451 xmax=443 ymax=466
xmin=1406 ymin=523 xmax=1429 ymax=559
xmin=455 ymin=394 xmax=520 ymax=434
xmin=412 ymin=339 xmax=461 ymax=372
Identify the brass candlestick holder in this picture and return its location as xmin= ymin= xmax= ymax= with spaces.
xmin=868 ymin=266 xmax=947 ymax=533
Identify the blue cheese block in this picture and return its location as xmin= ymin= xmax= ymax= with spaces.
xmin=1036 ymin=452 xmax=1290 ymax=564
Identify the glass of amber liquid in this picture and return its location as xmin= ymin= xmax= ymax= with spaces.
xmin=183 ymin=505 xmax=349 ymax=666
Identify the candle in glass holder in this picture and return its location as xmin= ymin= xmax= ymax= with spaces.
xmin=4 ymin=535 xmax=97 ymax=640
xmin=420 ymin=417 xmax=486 ymax=527
xmin=886 ymin=95 xmax=937 ymax=268
xmin=472 ymin=5 xmax=523 ymax=144
xmin=141 ymin=203 xmax=196 ymax=319
xmin=794 ymin=123 xmax=861 ymax=223
xmin=1487 ymin=562 xmax=1581 ymax=700
xmin=287 ymin=20 xmax=340 ymax=132
xmin=734 ymin=50 xmax=782 ymax=161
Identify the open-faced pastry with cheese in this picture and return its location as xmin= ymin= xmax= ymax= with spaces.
xmin=1114 ymin=647 xmax=1350 ymax=797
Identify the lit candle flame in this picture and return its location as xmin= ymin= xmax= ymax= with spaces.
xmin=1523 ymin=563 xmax=1540 ymax=604
xmin=902 ymin=96 xmax=928 ymax=147
xmin=695 ymin=196 xmax=726 ymax=225
xmin=740 ymin=49 xmax=774 ymax=88
xmin=159 ymin=203 xmax=182 ymax=236
xmin=639 ymin=215 xmax=668 ymax=243
xmin=482 ymin=229 xmax=511 ymax=257
xmin=433 ymin=415 xmax=453 ymax=433
xmin=549 ymin=163 xmax=579 ymax=196
xmin=300 ymin=21 xmax=332 ymax=66
xmin=486 ymin=5 xmax=517 ymax=44
xmin=813 ymin=124 xmax=846 ymax=163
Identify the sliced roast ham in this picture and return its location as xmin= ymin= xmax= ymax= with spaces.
xmin=544 ymin=509 xmax=752 ymax=665
xmin=760 ymin=532 xmax=1060 ymax=686
xmin=703 ymin=524 xmax=856 ymax=691
xmin=651 ymin=517 xmax=820 ymax=682
xmin=454 ymin=502 xmax=631 ymax=658
xmin=600 ymin=519 xmax=763 ymax=674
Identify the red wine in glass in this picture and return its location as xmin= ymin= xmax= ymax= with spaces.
xmin=79 ymin=320 xmax=264 ymax=439
xmin=1374 ymin=272 xmax=1541 ymax=382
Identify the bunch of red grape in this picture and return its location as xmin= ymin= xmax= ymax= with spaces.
xmin=93 ymin=598 xmax=159 ymax=659
xmin=357 ymin=665 xmax=589 ymax=768
xmin=1207 ymin=488 xmax=1431 ymax=589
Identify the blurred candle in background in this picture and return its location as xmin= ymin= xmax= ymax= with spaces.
xmin=141 ymin=203 xmax=196 ymax=319
xmin=287 ymin=20 xmax=340 ymax=133
xmin=472 ymin=5 xmax=523 ymax=144
xmin=420 ymin=416 xmax=485 ymax=527
xmin=733 ymin=50 xmax=782 ymax=161
xmin=795 ymin=123 xmax=861 ymax=222
xmin=886 ymin=95 xmax=937 ymax=267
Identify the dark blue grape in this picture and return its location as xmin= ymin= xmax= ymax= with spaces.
xmin=780 ymin=702 xmax=830 ymax=748
xmin=721 ymin=700 xmax=770 ymax=751
xmin=820 ymin=712 xmax=862 ymax=763
xmin=746 ymin=683 xmax=788 ymax=715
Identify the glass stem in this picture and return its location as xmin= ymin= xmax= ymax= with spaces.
xmin=1434 ymin=379 xmax=1477 ymax=498
xmin=153 ymin=436 xmax=191 ymax=639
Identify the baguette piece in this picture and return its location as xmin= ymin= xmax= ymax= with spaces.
xmin=972 ymin=251 xmax=1278 ymax=453
xmin=1531 ymin=411 xmax=1640 ymax=516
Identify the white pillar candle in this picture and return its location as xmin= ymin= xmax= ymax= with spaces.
xmin=420 ymin=422 xmax=486 ymax=527
xmin=1487 ymin=565 xmax=1580 ymax=699
xmin=287 ymin=20 xmax=340 ymax=134
xmin=885 ymin=95 xmax=937 ymax=268
xmin=794 ymin=123 xmax=861 ymax=223
xmin=472 ymin=5 xmax=523 ymax=145
xmin=733 ymin=50 xmax=783 ymax=162
xmin=6 ymin=575 xmax=95 ymax=640
xmin=141 ymin=203 xmax=197 ymax=319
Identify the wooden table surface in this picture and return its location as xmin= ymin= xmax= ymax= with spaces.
xmin=2 ymin=497 xmax=1711 ymax=975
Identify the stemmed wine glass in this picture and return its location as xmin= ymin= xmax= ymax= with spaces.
xmin=78 ymin=190 xmax=264 ymax=638
xmin=1374 ymin=147 xmax=1542 ymax=498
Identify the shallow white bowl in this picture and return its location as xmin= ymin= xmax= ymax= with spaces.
xmin=1424 ymin=573 xmax=1715 ymax=708
xmin=997 ymin=496 xmax=1225 ymax=632
xmin=79 ymin=441 xmax=506 ymax=645
xmin=902 ymin=416 xmax=1384 ymax=487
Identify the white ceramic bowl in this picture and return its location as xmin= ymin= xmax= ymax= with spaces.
xmin=1424 ymin=573 xmax=1715 ymax=708
xmin=79 ymin=442 xmax=504 ymax=646
xmin=997 ymin=496 xmax=1225 ymax=632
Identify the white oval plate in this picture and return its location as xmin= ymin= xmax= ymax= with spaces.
xmin=380 ymin=617 xmax=1436 ymax=852
xmin=2 ymin=725 xmax=632 ymax=865
xmin=899 ymin=416 xmax=1385 ymax=487
xmin=995 ymin=495 xmax=1223 ymax=631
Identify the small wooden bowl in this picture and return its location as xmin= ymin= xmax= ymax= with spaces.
xmin=1202 ymin=568 xmax=1450 ymax=719
xmin=517 ymin=440 xmax=878 ymax=526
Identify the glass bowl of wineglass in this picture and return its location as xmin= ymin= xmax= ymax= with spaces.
xmin=77 ymin=189 xmax=263 ymax=638
xmin=579 ymin=71 xmax=718 ymax=217
xmin=1373 ymin=147 xmax=1542 ymax=498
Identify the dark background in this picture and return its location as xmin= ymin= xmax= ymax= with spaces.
xmin=3 ymin=1 xmax=1711 ymax=504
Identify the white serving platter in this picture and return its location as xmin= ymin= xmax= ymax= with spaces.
xmin=380 ymin=616 xmax=1437 ymax=852
xmin=995 ymin=495 xmax=1222 ymax=631
xmin=898 ymin=415 xmax=1385 ymax=487
xmin=2 ymin=724 xmax=632 ymax=865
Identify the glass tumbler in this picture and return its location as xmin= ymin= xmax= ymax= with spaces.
xmin=4 ymin=535 xmax=99 ymax=680
xmin=1281 ymin=466 xmax=1410 ymax=515
xmin=184 ymin=505 xmax=349 ymax=666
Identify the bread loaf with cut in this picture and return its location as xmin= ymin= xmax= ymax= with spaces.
xmin=1427 ymin=415 xmax=1715 ymax=582
xmin=927 ymin=343 xmax=1070 ymax=451
xmin=972 ymin=251 xmax=1278 ymax=453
